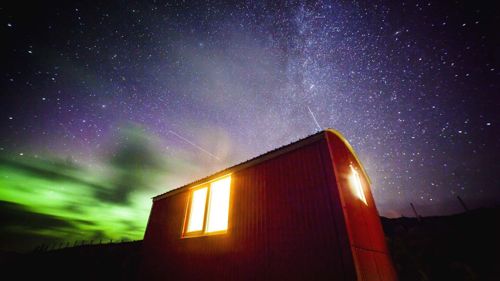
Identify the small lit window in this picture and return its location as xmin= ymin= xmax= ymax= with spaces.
xmin=349 ymin=165 xmax=367 ymax=205
xmin=184 ymin=176 xmax=231 ymax=236
xmin=186 ymin=187 xmax=208 ymax=232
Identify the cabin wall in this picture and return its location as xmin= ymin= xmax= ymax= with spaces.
xmin=141 ymin=138 xmax=355 ymax=281
xmin=326 ymin=131 xmax=398 ymax=281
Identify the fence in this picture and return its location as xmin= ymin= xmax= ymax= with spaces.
xmin=33 ymin=239 xmax=142 ymax=252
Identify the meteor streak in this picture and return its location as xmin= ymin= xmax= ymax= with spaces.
xmin=169 ymin=130 xmax=221 ymax=161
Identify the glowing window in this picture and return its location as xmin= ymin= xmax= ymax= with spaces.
xmin=349 ymin=165 xmax=367 ymax=205
xmin=184 ymin=176 xmax=231 ymax=236
xmin=186 ymin=187 xmax=208 ymax=232
xmin=206 ymin=177 xmax=231 ymax=233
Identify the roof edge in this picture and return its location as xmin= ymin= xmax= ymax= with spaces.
xmin=152 ymin=130 xmax=326 ymax=201
xmin=152 ymin=128 xmax=371 ymax=201
xmin=324 ymin=128 xmax=372 ymax=184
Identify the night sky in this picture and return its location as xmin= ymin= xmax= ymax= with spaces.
xmin=1 ymin=1 xmax=499 ymax=252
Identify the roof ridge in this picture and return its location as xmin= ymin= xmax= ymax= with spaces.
xmin=152 ymin=128 xmax=371 ymax=201
xmin=153 ymin=129 xmax=327 ymax=201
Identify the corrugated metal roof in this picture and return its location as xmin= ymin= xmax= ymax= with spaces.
xmin=153 ymin=130 xmax=325 ymax=201
xmin=153 ymin=128 xmax=370 ymax=201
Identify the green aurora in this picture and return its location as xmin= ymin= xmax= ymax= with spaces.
xmin=0 ymin=127 xmax=177 ymax=252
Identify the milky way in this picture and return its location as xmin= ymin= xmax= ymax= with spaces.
xmin=1 ymin=0 xmax=499 ymax=234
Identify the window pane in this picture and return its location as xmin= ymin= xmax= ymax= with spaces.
xmin=186 ymin=187 xmax=208 ymax=232
xmin=349 ymin=165 xmax=367 ymax=205
xmin=206 ymin=177 xmax=231 ymax=233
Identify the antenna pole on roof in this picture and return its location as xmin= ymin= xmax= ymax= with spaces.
xmin=457 ymin=195 xmax=469 ymax=213
xmin=307 ymin=106 xmax=322 ymax=131
xmin=410 ymin=203 xmax=422 ymax=222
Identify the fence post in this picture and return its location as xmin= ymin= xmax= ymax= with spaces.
xmin=410 ymin=203 xmax=422 ymax=222
xmin=457 ymin=195 xmax=469 ymax=212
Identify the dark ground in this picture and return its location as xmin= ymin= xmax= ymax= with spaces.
xmin=0 ymin=240 xmax=142 ymax=280
xmin=382 ymin=207 xmax=500 ymax=281
xmin=1 ymin=207 xmax=499 ymax=280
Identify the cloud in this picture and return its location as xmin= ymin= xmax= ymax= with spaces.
xmin=0 ymin=200 xmax=74 ymax=252
xmin=0 ymin=200 xmax=73 ymax=230
xmin=96 ymin=124 xmax=168 ymax=204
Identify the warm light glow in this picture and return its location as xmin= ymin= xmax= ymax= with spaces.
xmin=205 ymin=176 xmax=231 ymax=233
xmin=186 ymin=187 xmax=208 ymax=232
xmin=349 ymin=165 xmax=367 ymax=205
xmin=184 ymin=176 xmax=231 ymax=236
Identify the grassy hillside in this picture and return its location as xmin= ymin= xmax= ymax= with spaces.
xmin=383 ymin=207 xmax=500 ymax=281
xmin=2 ymin=208 xmax=499 ymax=280
xmin=0 ymin=241 xmax=142 ymax=280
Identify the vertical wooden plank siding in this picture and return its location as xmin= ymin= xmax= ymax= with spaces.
xmin=141 ymin=131 xmax=397 ymax=281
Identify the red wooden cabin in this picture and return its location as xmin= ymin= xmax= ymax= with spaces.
xmin=141 ymin=129 xmax=397 ymax=280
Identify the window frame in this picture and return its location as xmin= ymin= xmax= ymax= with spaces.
xmin=183 ymin=185 xmax=210 ymax=236
xmin=182 ymin=175 xmax=231 ymax=238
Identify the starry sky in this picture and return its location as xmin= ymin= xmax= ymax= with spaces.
xmin=1 ymin=1 xmax=499 ymax=252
